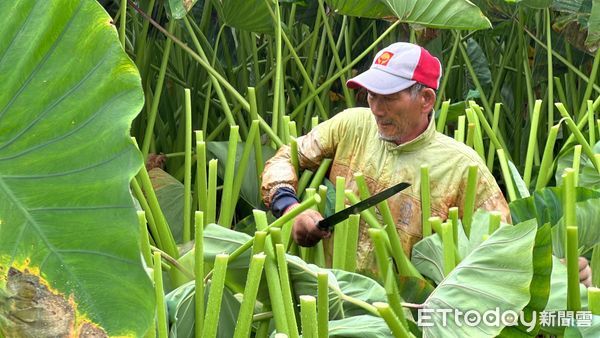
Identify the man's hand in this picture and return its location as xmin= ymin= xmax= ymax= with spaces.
xmin=579 ymin=257 xmax=592 ymax=288
xmin=562 ymin=257 xmax=593 ymax=287
xmin=285 ymin=204 xmax=330 ymax=247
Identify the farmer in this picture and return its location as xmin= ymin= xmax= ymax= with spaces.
xmin=260 ymin=42 xmax=591 ymax=286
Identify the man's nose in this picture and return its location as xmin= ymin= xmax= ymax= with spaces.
xmin=369 ymin=97 xmax=386 ymax=116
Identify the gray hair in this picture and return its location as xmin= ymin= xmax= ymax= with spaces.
xmin=408 ymin=83 xmax=429 ymax=99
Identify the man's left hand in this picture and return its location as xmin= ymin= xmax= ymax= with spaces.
xmin=579 ymin=257 xmax=592 ymax=288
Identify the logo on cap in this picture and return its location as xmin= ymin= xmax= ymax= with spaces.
xmin=375 ymin=51 xmax=393 ymax=66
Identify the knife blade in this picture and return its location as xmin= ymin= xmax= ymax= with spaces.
xmin=316 ymin=182 xmax=411 ymax=231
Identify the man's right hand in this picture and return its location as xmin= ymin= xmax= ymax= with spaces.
xmin=285 ymin=204 xmax=330 ymax=247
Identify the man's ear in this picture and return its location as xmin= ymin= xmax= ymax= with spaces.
xmin=420 ymin=88 xmax=436 ymax=114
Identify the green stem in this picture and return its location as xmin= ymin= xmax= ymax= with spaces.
xmin=578 ymin=47 xmax=600 ymax=117
xmin=183 ymin=89 xmax=193 ymax=242
xmin=589 ymin=100 xmax=596 ymax=146
xmin=194 ymin=212 xmax=205 ymax=338
xmin=231 ymin=121 xmax=260 ymax=217
xmin=436 ymin=100 xmax=451 ymax=133
xmin=137 ymin=211 xmax=153 ymax=267
xmin=465 ymin=107 xmax=485 ymax=160
xmin=368 ymin=228 xmax=390 ymax=282
xmin=218 ymin=126 xmax=239 ymax=227
xmin=384 ymin=264 xmax=408 ymax=327
xmin=345 ymin=214 xmax=360 ymax=273
xmin=154 ymin=252 xmax=168 ymax=338
xmin=556 ymin=103 xmax=600 ymax=173
xmin=456 ymin=115 xmax=466 ymax=143
xmin=202 ymin=254 xmax=229 ymax=338
xmin=317 ymin=272 xmax=329 ymax=338
xmin=588 ymin=287 xmax=600 ymax=315
xmin=332 ymin=176 xmax=348 ymax=269
xmin=137 ymin=165 xmax=178 ymax=258
xmin=524 ymin=100 xmax=542 ymax=187
xmin=233 ymin=253 xmax=267 ymax=338
xmin=535 ymin=124 xmax=560 ymax=190
xmin=207 ymin=159 xmax=218 ymax=224
xmin=290 ymin=139 xmax=299 ymax=175
xmin=275 ymin=244 xmax=300 ymax=338
xmin=248 ymin=88 xmax=264 ymax=183
xmin=485 ymin=103 xmax=502 ymax=170
xmin=497 ymin=149 xmax=517 ymax=202
xmin=119 ymin=0 xmax=127 ymax=49
xmin=441 ymin=222 xmax=456 ymax=276
xmin=463 ymin=165 xmax=478 ymax=237
xmin=566 ymin=226 xmax=581 ymax=311
xmin=196 ymin=132 xmax=208 ymax=218
xmin=141 ymin=19 xmax=175 ymax=159
xmin=545 ymin=9 xmax=554 ymax=132
xmin=345 ymin=191 xmax=382 ymax=230
xmin=573 ymin=145 xmax=582 ymax=187
xmin=132 ymin=179 xmax=162 ymax=248
xmin=300 ymin=296 xmax=318 ymax=338
xmin=488 ymin=211 xmax=502 ymax=235
xmin=308 ymin=159 xmax=333 ymax=190
xmin=373 ymin=302 xmax=411 ymax=338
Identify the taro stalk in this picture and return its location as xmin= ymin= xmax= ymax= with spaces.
xmin=317 ymin=272 xmax=329 ymax=338
xmin=299 ymin=296 xmax=318 ymax=338
xmin=276 ymin=244 xmax=300 ymax=338
xmin=523 ymin=100 xmax=542 ymax=188
xmin=332 ymin=176 xmax=349 ymax=269
xmin=207 ymin=159 xmax=218 ymax=224
xmin=195 ymin=131 xmax=208 ymax=223
xmin=373 ymin=303 xmax=411 ymax=338
xmin=153 ymin=252 xmax=168 ymax=338
xmin=183 ymin=89 xmax=193 ymax=242
xmin=535 ymin=124 xmax=561 ymax=190
xmin=233 ymin=253 xmax=266 ymax=338
xmin=462 ymin=165 xmax=478 ymax=237
xmin=194 ymin=212 xmax=205 ymax=338
xmin=202 ymin=254 xmax=229 ymax=338
xmin=441 ymin=221 xmax=456 ymax=276
xmin=563 ymin=168 xmax=581 ymax=311
xmin=218 ymin=125 xmax=239 ymax=228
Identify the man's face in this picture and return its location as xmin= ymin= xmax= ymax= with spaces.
xmin=367 ymin=88 xmax=423 ymax=144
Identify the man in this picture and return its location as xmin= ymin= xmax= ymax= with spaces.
xmin=260 ymin=42 xmax=591 ymax=285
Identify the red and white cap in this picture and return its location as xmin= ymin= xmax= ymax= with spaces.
xmin=347 ymin=42 xmax=442 ymax=95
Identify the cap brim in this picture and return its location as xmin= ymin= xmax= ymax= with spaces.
xmin=346 ymin=68 xmax=416 ymax=95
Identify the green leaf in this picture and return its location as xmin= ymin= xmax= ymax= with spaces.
xmin=508 ymin=160 xmax=530 ymax=199
xmin=0 ymin=0 xmax=153 ymax=336
xmin=167 ymin=0 xmax=199 ymax=19
xmin=564 ymin=315 xmax=600 ymax=338
xmin=149 ymin=168 xmax=185 ymax=244
xmin=326 ymin=0 xmax=492 ymax=30
xmin=587 ymin=0 xmax=600 ymax=49
xmin=466 ymin=38 xmax=493 ymax=90
xmin=422 ymin=220 xmax=538 ymax=337
xmin=221 ymin=0 xmax=275 ymax=34
xmin=498 ymin=224 xmax=552 ymax=337
xmin=327 ymin=315 xmax=393 ymax=337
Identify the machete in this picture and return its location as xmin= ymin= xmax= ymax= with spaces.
xmin=316 ymin=181 xmax=411 ymax=231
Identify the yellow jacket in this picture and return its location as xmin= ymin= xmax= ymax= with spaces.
xmin=262 ymin=107 xmax=510 ymax=274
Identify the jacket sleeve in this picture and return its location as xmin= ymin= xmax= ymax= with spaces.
xmin=261 ymin=111 xmax=351 ymax=208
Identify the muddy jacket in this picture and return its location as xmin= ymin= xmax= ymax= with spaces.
xmin=261 ymin=107 xmax=510 ymax=274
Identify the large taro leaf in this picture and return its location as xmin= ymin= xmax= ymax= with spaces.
xmin=0 ymin=0 xmax=153 ymax=336
xmin=421 ymin=220 xmax=537 ymax=338
xmin=326 ymin=0 xmax=492 ymax=30
xmin=551 ymin=197 xmax=600 ymax=257
xmin=327 ymin=315 xmax=393 ymax=337
xmin=498 ymin=223 xmax=552 ymax=337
